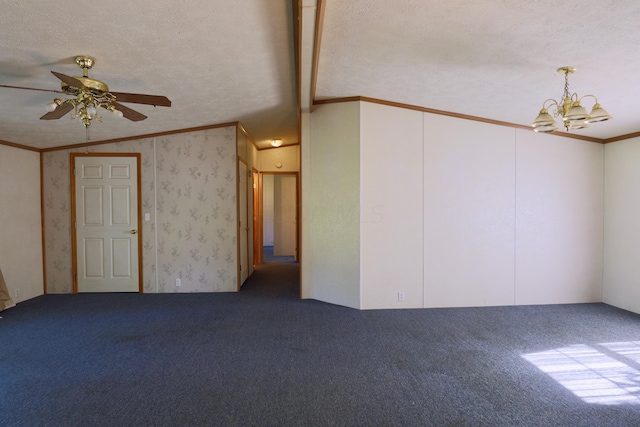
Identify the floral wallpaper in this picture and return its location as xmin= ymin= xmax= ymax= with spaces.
xmin=43 ymin=126 xmax=238 ymax=294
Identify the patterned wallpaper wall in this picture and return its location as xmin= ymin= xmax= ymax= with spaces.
xmin=42 ymin=126 xmax=238 ymax=294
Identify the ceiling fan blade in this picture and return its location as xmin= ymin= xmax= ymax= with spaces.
xmin=110 ymin=92 xmax=171 ymax=107
xmin=51 ymin=71 xmax=86 ymax=90
xmin=0 ymin=84 xmax=65 ymax=94
xmin=40 ymin=102 xmax=74 ymax=120
xmin=112 ymin=102 xmax=147 ymax=121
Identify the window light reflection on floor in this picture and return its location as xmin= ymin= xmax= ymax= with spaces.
xmin=523 ymin=341 xmax=640 ymax=405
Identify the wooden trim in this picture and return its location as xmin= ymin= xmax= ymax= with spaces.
xmin=293 ymin=0 xmax=302 ymax=113
xmin=70 ymin=153 xmax=143 ymax=293
xmin=237 ymin=122 xmax=260 ymax=151
xmin=604 ymin=131 xmax=640 ymax=144
xmin=40 ymin=153 xmax=47 ymax=294
xmin=136 ymin=154 xmax=143 ymax=293
xmin=313 ymin=96 xmax=607 ymax=144
xmin=257 ymin=142 xmax=300 ymax=152
xmin=252 ymin=168 xmax=260 ymax=267
xmin=257 ymin=172 xmax=264 ymax=265
xmin=310 ymin=0 xmax=326 ymax=113
xmin=70 ymin=155 xmax=78 ymax=294
xmin=236 ymin=139 xmax=241 ymax=291
xmin=237 ymin=157 xmax=249 ymax=291
xmin=42 ymin=122 xmax=240 ymax=153
xmin=294 ymin=0 xmax=304 ymax=298
xmin=297 ymin=109 xmax=303 ymax=299
xmin=0 ymin=139 xmax=40 ymax=152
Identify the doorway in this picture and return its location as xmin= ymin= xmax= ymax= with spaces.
xmin=257 ymin=172 xmax=299 ymax=264
xmin=70 ymin=153 xmax=142 ymax=293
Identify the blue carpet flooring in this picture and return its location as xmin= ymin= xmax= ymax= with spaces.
xmin=2 ymin=263 xmax=640 ymax=426
xmin=262 ymin=245 xmax=296 ymax=263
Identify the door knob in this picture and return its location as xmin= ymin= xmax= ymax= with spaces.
xmin=130 ymin=229 xmax=137 ymax=234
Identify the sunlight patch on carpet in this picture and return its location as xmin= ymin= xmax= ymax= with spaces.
xmin=523 ymin=341 xmax=640 ymax=405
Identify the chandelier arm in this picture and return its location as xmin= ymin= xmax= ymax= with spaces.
xmin=541 ymin=98 xmax=560 ymax=109
xmin=578 ymin=94 xmax=598 ymax=106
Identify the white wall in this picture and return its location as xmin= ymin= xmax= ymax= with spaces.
xmin=424 ymin=115 xmax=516 ymax=308
xmin=360 ymin=102 xmax=424 ymax=309
xmin=258 ymin=145 xmax=300 ymax=172
xmin=603 ymin=137 xmax=640 ymax=314
xmin=300 ymin=111 xmax=312 ymax=299
xmin=308 ymin=102 xmax=361 ymax=309
xmin=515 ymin=130 xmax=603 ymax=304
xmin=0 ymin=145 xmax=43 ymax=303
xmin=304 ymin=101 xmax=606 ymax=310
xmin=263 ymin=174 xmax=275 ymax=245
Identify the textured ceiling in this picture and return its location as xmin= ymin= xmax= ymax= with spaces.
xmin=0 ymin=0 xmax=297 ymax=150
xmin=2 ymin=1 xmax=640 ymax=151
xmin=316 ymin=0 xmax=640 ymax=140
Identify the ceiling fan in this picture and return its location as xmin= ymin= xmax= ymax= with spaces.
xmin=1 ymin=55 xmax=171 ymax=129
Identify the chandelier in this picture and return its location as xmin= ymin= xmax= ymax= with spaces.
xmin=531 ymin=66 xmax=611 ymax=133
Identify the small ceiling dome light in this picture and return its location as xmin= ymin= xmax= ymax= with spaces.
xmin=531 ymin=66 xmax=611 ymax=133
xmin=271 ymin=138 xmax=283 ymax=147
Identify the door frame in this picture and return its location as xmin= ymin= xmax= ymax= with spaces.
xmin=258 ymin=171 xmax=300 ymax=263
xmin=252 ymin=168 xmax=260 ymax=266
xmin=70 ymin=153 xmax=143 ymax=294
xmin=237 ymin=157 xmax=250 ymax=290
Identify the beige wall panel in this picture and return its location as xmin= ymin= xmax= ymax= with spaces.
xmin=603 ymin=137 xmax=640 ymax=314
xmin=359 ymin=102 xmax=424 ymax=309
xmin=515 ymin=130 xmax=603 ymax=304
xmin=259 ymin=145 xmax=300 ymax=172
xmin=0 ymin=145 xmax=44 ymax=303
xmin=424 ymin=114 xmax=516 ymax=308
xmin=308 ymin=102 xmax=360 ymax=309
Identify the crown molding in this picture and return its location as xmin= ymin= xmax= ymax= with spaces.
xmin=603 ymin=131 xmax=640 ymax=144
xmin=0 ymin=139 xmax=41 ymax=152
xmin=39 ymin=122 xmax=241 ymax=152
xmin=314 ymin=96 xmax=609 ymax=144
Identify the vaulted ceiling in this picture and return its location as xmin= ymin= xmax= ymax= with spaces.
xmin=2 ymin=1 xmax=639 ymax=151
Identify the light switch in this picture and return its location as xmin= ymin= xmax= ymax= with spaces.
xmin=144 ymin=213 xmax=150 ymax=221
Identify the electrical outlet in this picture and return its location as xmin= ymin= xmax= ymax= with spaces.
xmin=398 ymin=292 xmax=405 ymax=302
xmin=14 ymin=288 xmax=20 ymax=299
xmin=175 ymin=278 xmax=181 ymax=287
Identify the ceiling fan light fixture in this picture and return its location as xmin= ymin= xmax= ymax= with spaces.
xmin=37 ymin=56 xmax=170 ymax=130
xmin=46 ymin=101 xmax=58 ymax=112
xmin=86 ymin=103 xmax=97 ymax=117
xmin=46 ymin=98 xmax=65 ymax=112
xmin=532 ymin=67 xmax=611 ymax=132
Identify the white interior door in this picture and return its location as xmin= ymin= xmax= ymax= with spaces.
xmin=239 ymin=161 xmax=249 ymax=285
xmin=273 ymin=175 xmax=297 ymax=258
xmin=75 ymin=156 xmax=140 ymax=293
